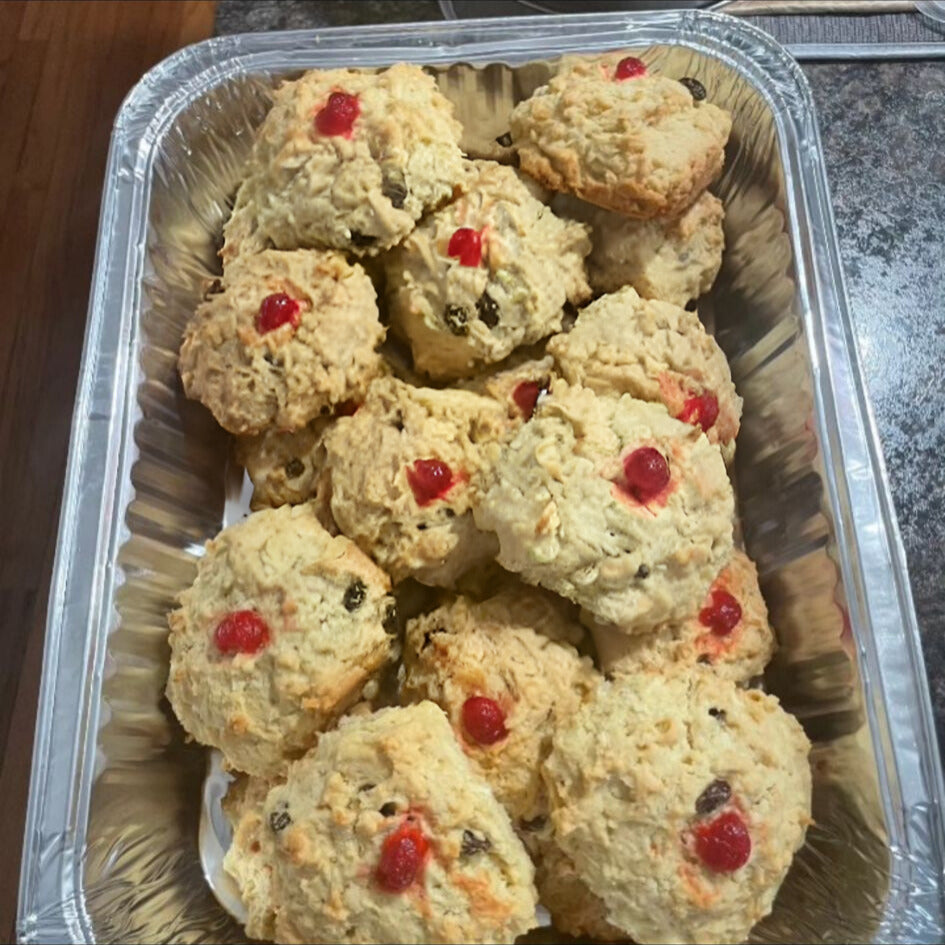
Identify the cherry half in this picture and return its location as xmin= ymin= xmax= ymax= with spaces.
xmin=678 ymin=392 xmax=720 ymax=433
xmin=462 ymin=696 xmax=508 ymax=745
xmin=615 ymin=56 xmax=647 ymax=80
xmin=407 ymin=459 xmax=454 ymax=506
xmin=315 ymin=91 xmax=360 ymax=137
xmin=257 ymin=293 xmax=301 ymax=334
xmin=694 ymin=810 xmax=752 ymax=872
xmin=621 ymin=447 xmax=670 ymax=504
xmin=375 ymin=820 xmax=429 ymax=893
xmin=699 ymin=589 xmax=742 ymax=637
xmin=512 ymin=380 xmax=543 ymax=420
xmin=214 ymin=610 xmax=270 ymax=655
xmin=447 ymin=228 xmax=483 ymax=267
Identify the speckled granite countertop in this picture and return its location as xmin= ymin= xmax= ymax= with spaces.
xmin=215 ymin=2 xmax=945 ymax=751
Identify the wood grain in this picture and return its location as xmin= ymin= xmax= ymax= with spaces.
xmin=0 ymin=2 xmax=215 ymax=937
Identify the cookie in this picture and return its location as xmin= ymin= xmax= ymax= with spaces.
xmin=474 ymin=380 xmax=734 ymax=630
xmin=179 ymin=249 xmax=385 ymax=435
xmin=401 ymin=586 xmax=599 ymax=825
xmin=222 ymin=774 xmax=280 ymax=941
xmin=324 ymin=376 xmax=509 ymax=586
xmin=542 ymin=671 xmax=812 ymax=944
xmin=546 ymin=286 xmax=741 ymax=462
xmin=235 ymin=415 xmax=334 ymax=518
xmin=262 ymin=703 xmax=538 ymax=944
xmin=510 ymin=53 xmax=731 ymax=219
xmin=589 ymin=550 xmax=776 ymax=684
xmin=555 ymin=190 xmax=725 ymax=305
xmin=384 ymin=159 xmax=591 ymax=379
xmin=531 ymin=829 xmax=625 ymax=942
xmin=222 ymin=64 xmax=466 ymax=257
xmin=166 ymin=504 xmax=397 ymax=777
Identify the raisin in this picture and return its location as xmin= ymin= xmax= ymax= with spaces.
xmin=269 ymin=806 xmax=291 ymax=832
xmin=349 ymin=231 xmax=376 ymax=247
xmin=679 ymin=77 xmax=707 ymax=101
xmin=444 ymin=305 xmax=470 ymax=336
xmin=379 ymin=802 xmax=398 ymax=817
xmin=495 ymin=132 xmax=513 ymax=147
xmin=344 ymin=580 xmax=366 ymax=611
xmin=460 ymin=829 xmax=492 ymax=857
xmin=476 ymin=291 xmax=500 ymax=328
xmin=695 ymin=779 xmax=732 ymax=816
xmin=381 ymin=174 xmax=408 ymax=209
xmin=635 ymin=564 xmax=650 ymax=579
xmin=284 ymin=457 xmax=305 ymax=479
xmin=383 ymin=602 xmax=399 ymax=635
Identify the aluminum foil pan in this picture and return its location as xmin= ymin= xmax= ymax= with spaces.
xmin=17 ymin=10 xmax=945 ymax=944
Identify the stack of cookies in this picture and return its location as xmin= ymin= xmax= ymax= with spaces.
xmin=168 ymin=53 xmax=812 ymax=945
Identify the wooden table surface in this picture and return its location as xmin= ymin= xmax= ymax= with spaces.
xmin=0 ymin=2 xmax=216 ymax=938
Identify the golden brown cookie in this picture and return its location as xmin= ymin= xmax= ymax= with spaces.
xmin=179 ymin=249 xmax=385 ymax=435
xmin=510 ymin=53 xmax=731 ymax=219
xmin=166 ymin=504 xmax=397 ymax=777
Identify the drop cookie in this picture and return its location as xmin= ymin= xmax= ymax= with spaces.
xmin=474 ymin=381 xmax=734 ymax=630
xmin=179 ymin=249 xmax=385 ymax=435
xmin=166 ymin=503 xmax=397 ymax=777
xmin=542 ymin=671 xmax=812 ymax=944
xmin=589 ymin=549 xmax=776 ymax=684
xmin=547 ymin=286 xmax=741 ymax=462
xmin=510 ymin=53 xmax=731 ymax=219
xmin=262 ymin=703 xmax=538 ymax=944
xmin=221 ymin=64 xmax=466 ymax=258
xmin=384 ymin=159 xmax=591 ymax=379
xmin=401 ymin=586 xmax=599 ymax=825
xmin=324 ymin=376 xmax=510 ymax=586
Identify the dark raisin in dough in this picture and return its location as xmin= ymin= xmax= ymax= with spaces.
xmin=476 ymin=291 xmax=500 ymax=329
xmin=344 ymin=580 xmax=367 ymax=612
xmin=460 ymin=829 xmax=492 ymax=857
xmin=695 ymin=779 xmax=731 ymax=816
xmin=284 ymin=457 xmax=305 ymax=479
xmin=444 ymin=305 xmax=470 ymax=336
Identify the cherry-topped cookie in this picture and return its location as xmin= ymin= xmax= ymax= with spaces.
xmin=509 ymin=52 xmax=732 ymax=219
xmin=244 ymin=703 xmax=538 ymax=944
xmin=221 ymin=64 xmax=466 ymax=259
xmin=384 ymin=159 xmax=591 ymax=380
xmin=541 ymin=670 xmax=812 ymax=944
xmin=323 ymin=376 xmax=510 ymax=587
xmin=166 ymin=503 xmax=397 ymax=777
xmin=590 ymin=549 xmax=777 ymax=683
xmin=179 ymin=249 xmax=385 ymax=435
xmin=474 ymin=380 xmax=734 ymax=631
xmin=547 ymin=285 xmax=742 ymax=462
xmin=401 ymin=586 xmax=599 ymax=826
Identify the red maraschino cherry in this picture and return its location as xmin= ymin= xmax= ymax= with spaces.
xmin=214 ymin=610 xmax=270 ymax=655
xmin=315 ymin=91 xmax=360 ymax=136
xmin=462 ymin=696 xmax=508 ymax=745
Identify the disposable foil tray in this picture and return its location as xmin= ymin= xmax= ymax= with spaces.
xmin=17 ymin=9 xmax=945 ymax=943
